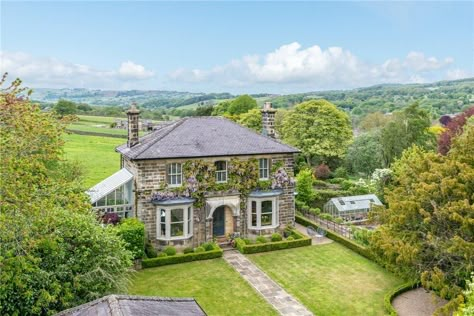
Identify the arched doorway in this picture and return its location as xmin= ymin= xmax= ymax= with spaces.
xmin=212 ymin=206 xmax=226 ymax=236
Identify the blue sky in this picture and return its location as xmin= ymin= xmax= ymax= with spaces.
xmin=1 ymin=1 xmax=473 ymax=93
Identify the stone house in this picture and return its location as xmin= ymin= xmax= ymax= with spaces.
xmin=88 ymin=102 xmax=299 ymax=249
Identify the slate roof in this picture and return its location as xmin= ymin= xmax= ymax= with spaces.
xmin=327 ymin=194 xmax=383 ymax=212
xmin=116 ymin=117 xmax=299 ymax=160
xmin=86 ymin=168 xmax=133 ymax=203
xmin=55 ymin=295 xmax=206 ymax=316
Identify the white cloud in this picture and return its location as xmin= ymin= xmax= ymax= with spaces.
xmin=0 ymin=51 xmax=154 ymax=88
xmin=118 ymin=61 xmax=154 ymax=80
xmin=445 ymin=68 xmax=471 ymax=80
xmin=167 ymin=42 xmax=465 ymax=91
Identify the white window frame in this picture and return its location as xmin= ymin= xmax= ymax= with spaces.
xmin=92 ymin=182 xmax=133 ymax=219
xmin=259 ymin=158 xmax=270 ymax=180
xmin=215 ymin=160 xmax=228 ymax=183
xmin=156 ymin=204 xmax=193 ymax=240
xmin=247 ymin=197 xmax=279 ymax=229
xmin=167 ymin=163 xmax=182 ymax=187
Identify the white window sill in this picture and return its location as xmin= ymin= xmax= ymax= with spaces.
xmin=167 ymin=184 xmax=182 ymax=188
xmin=248 ymin=224 xmax=279 ymax=230
xmin=258 ymin=178 xmax=269 ymax=181
xmin=156 ymin=234 xmax=193 ymax=241
xmin=215 ymin=181 xmax=228 ymax=184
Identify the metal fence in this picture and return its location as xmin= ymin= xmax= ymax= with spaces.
xmin=301 ymin=211 xmax=354 ymax=240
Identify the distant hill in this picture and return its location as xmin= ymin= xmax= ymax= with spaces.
xmin=31 ymin=78 xmax=474 ymax=117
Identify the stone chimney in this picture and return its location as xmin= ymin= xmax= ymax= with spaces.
xmin=261 ymin=102 xmax=277 ymax=138
xmin=127 ymin=103 xmax=140 ymax=147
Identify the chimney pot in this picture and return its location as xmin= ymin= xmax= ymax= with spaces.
xmin=261 ymin=102 xmax=277 ymax=138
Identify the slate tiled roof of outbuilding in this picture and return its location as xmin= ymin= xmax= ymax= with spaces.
xmin=55 ymin=295 xmax=206 ymax=316
xmin=116 ymin=117 xmax=299 ymax=160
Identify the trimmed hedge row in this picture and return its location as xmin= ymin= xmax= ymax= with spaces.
xmin=142 ymin=247 xmax=223 ymax=268
xmin=235 ymin=231 xmax=311 ymax=254
xmin=384 ymin=281 xmax=420 ymax=315
xmin=295 ymin=215 xmax=373 ymax=260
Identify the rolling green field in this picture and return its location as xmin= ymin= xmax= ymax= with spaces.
xmin=249 ymin=243 xmax=404 ymax=316
xmin=129 ymin=259 xmax=278 ymax=316
xmin=63 ymin=133 xmax=123 ymax=188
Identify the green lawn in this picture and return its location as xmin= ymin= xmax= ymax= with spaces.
xmin=248 ymin=243 xmax=404 ymax=316
xmin=63 ymin=133 xmax=124 ymax=188
xmin=128 ymin=259 xmax=277 ymax=316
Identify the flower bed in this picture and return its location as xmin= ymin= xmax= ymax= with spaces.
xmin=142 ymin=244 xmax=223 ymax=268
xmin=234 ymin=230 xmax=311 ymax=254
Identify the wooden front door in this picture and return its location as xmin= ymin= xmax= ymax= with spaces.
xmin=212 ymin=206 xmax=225 ymax=236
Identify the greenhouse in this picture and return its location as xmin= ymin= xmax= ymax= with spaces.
xmin=323 ymin=194 xmax=382 ymax=221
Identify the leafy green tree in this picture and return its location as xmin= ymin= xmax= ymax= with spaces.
xmin=54 ymin=99 xmax=77 ymax=116
xmin=359 ymin=111 xmax=391 ymax=131
xmin=281 ymin=99 xmax=353 ymax=165
xmin=194 ymin=104 xmax=214 ymax=116
xmin=212 ymin=100 xmax=231 ymax=116
xmin=370 ymin=126 xmax=474 ymax=308
xmin=227 ymin=94 xmax=257 ymax=116
xmin=346 ymin=131 xmax=384 ymax=175
xmin=380 ymin=102 xmax=435 ymax=166
xmin=296 ymin=168 xmax=315 ymax=205
xmin=0 ymin=76 xmax=132 ymax=315
xmin=238 ymin=108 xmax=262 ymax=132
xmin=77 ymin=103 xmax=92 ymax=112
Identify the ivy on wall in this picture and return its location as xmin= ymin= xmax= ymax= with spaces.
xmin=151 ymin=158 xmax=294 ymax=208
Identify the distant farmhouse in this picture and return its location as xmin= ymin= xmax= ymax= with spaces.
xmin=88 ymin=102 xmax=299 ymax=249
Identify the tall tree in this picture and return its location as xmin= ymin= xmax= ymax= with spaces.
xmin=54 ymin=99 xmax=77 ymax=116
xmin=346 ymin=131 xmax=384 ymax=176
xmin=370 ymin=126 xmax=474 ymax=311
xmin=359 ymin=111 xmax=391 ymax=131
xmin=438 ymin=106 xmax=474 ymax=155
xmin=238 ymin=108 xmax=262 ymax=132
xmin=227 ymin=94 xmax=257 ymax=116
xmin=0 ymin=76 xmax=132 ymax=315
xmin=380 ymin=102 xmax=434 ymax=166
xmin=281 ymin=99 xmax=353 ymax=165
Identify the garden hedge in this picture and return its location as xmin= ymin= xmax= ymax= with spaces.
xmin=384 ymin=281 xmax=420 ymax=315
xmin=142 ymin=247 xmax=223 ymax=268
xmin=295 ymin=215 xmax=373 ymax=260
xmin=234 ymin=230 xmax=311 ymax=254
xmin=116 ymin=218 xmax=145 ymax=259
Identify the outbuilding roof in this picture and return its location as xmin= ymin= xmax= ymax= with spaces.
xmin=327 ymin=194 xmax=382 ymax=212
xmin=116 ymin=117 xmax=299 ymax=160
xmin=55 ymin=295 xmax=206 ymax=316
xmin=86 ymin=168 xmax=133 ymax=203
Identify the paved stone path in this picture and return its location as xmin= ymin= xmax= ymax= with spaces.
xmin=392 ymin=288 xmax=448 ymax=316
xmin=223 ymin=250 xmax=313 ymax=316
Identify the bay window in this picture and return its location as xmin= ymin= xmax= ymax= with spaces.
xmin=156 ymin=204 xmax=193 ymax=240
xmin=248 ymin=197 xmax=278 ymax=229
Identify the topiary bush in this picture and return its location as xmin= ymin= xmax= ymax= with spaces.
xmin=145 ymin=241 xmax=158 ymax=258
xmin=309 ymin=207 xmax=321 ymax=216
xmin=271 ymin=233 xmax=282 ymax=242
xmin=195 ymin=246 xmax=205 ymax=253
xmin=287 ymin=236 xmax=295 ymax=241
xmin=157 ymin=252 xmax=168 ymax=258
xmin=163 ymin=246 xmax=176 ymax=256
xmin=116 ymin=218 xmax=145 ymax=259
xmin=256 ymin=236 xmax=267 ymax=243
xmin=183 ymin=247 xmax=194 ymax=254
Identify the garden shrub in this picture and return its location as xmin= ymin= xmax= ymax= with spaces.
xmin=353 ymin=228 xmax=373 ymax=246
xmin=201 ymin=242 xmax=215 ymax=251
xmin=102 ymin=212 xmax=120 ymax=225
xmin=320 ymin=213 xmax=334 ymax=221
xmin=341 ymin=180 xmax=355 ymax=191
xmin=334 ymin=167 xmax=348 ymax=178
xmin=163 ymin=246 xmax=176 ymax=256
xmin=243 ymin=238 xmax=252 ymax=245
xmin=313 ymin=179 xmax=328 ymax=187
xmin=195 ymin=246 xmax=205 ymax=253
xmin=256 ymin=236 xmax=267 ymax=243
xmin=314 ymin=163 xmax=331 ymax=179
xmin=116 ymin=218 xmax=145 ymax=259
xmin=183 ymin=247 xmax=194 ymax=254
xmin=271 ymin=233 xmax=282 ymax=242
xmin=295 ymin=200 xmax=306 ymax=211
xmin=157 ymin=252 xmax=168 ymax=258
xmin=309 ymin=208 xmax=321 ymax=216
xmin=142 ymin=248 xmax=223 ymax=268
xmin=296 ymin=168 xmax=315 ymax=204
xmin=145 ymin=241 xmax=158 ymax=258
xmin=287 ymin=236 xmax=294 ymax=241
xmin=334 ymin=217 xmax=344 ymax=224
